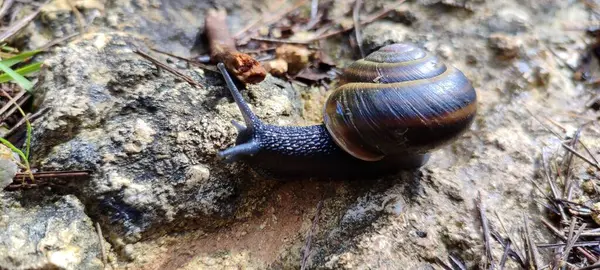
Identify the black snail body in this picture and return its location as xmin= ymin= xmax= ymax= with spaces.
xmin=216 ymin=43 xmax=477 ymax=179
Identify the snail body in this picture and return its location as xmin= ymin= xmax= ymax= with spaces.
xmin=216 ymin=43 xmax=477 ymax=179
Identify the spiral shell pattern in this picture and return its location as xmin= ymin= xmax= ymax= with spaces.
xmin=323 ymin=43 xmax=477 ymax=161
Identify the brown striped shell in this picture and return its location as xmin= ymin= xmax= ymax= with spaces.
xmin=323 ymin=43 xmax=477 ymax=161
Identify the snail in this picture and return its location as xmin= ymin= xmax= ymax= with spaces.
xmin=216 ymin=42 xmax=477 ymax=179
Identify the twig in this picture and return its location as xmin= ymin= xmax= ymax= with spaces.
xmin=1 ymin=92 xmax=30 ymax=123
xmin=259 ymin=0 xmax=308 ymax=29
xmin=477 ymin=192 xmax=496 ymax=269
xmin=494 ymin=211 xmax=526 ymax=265
xmin=577 ymin=263 xmax=600 ymax=270
xmin=233 ymin=18 xmax=262 ymax=39
xmin=524 ymin=216 xmax=541 ymax=269
xmin=0 ymin=0 xmax=15 ymax=19
xmin=149 ymin=47 xmax=219 ymax=73
xmin=4 ymin=106 xmax=49 ymax=139
xmin=564 ymin=126 xmax=584 ymax=201
xmin=133 ymin=49 xmax=204 ymax=88
xmin=96 ymin=222 xmax=107 ymax=267
xmin=562 ymin=143 xmax=600 ymax=170
xmin=435 ymin=257 xmax=454 ymax=270
xmin=490 ymin=229 xmax=526 ymax=267
xmin=537 ymin=241 xmax=600 ymax=248
xmin=527 ymin=109 xmax=600 ymax=170
xmin=310 ymin=0 xmax=318 ymax=21
xmin=39 ymin=32 xmax=80 ymax=51
xmin=562 ymin=222 xmax=586 ymax=263
xmin=312 ymin=0 xmax=405 ymax=41
xmin=250 ymin=37 xmax=311 ymax=45
xmin=578 ymin=139 xmax=600 ymax=166
xmin=449 ymin=255 xmax=467 ymax=270
xmin=540 ymin=218 xmax=598 ymax=263
xmin=352 ymin=0 xmax=365 ymax=58
xmin=0 ymin=89 xmax=25 ymax=116
xmin=205 ymin=8 xmax=266 ymax=84
xmin=14 ymin=170 xmax=91 ymax=179
xmin=301 ymin=200 xmax=323 ymax=270
xmin=499 ymin=239 xmax=511 ymax=270
xmin=0 ymin=0 xmax=49 ymax=43
xmin=66 ymin=0 xmax=85 ymax=34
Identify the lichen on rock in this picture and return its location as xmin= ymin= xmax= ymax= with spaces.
xmin=0 ymin=194 xmax=108 ymax=270
xmin=30 ymin=31 xmax=300 ymax=243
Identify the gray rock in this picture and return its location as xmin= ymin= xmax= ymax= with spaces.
xmin=31 ymin=31 xmax=299 ymax=241
xmin=486 ymin=7 xmax=531 ymax=34
xmin=488 ymin=32 xmax=522 ymax=60
xmin=0 ymin=194 xmax=107 ymax=270
xmin=360 ymin=21 xmax=414 ymax=55
xmin=0 ymin=144 xmax=19 ymax=190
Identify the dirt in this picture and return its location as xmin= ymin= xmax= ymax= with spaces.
xmin=3 ymin=0 xmax=600 ymax=269
xmin=132 ymin=180 xmax=340 ymax=270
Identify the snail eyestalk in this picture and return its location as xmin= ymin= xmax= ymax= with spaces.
xmin=217 ymin=63 xmax=261 ymax=131
xmin=218 ymin=140 xmax=261 ymax=162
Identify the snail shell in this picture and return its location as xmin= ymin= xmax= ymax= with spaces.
xmin=323 ymin=43 xmax=477 ymax=161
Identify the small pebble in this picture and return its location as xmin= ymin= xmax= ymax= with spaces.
xmin=488 ymin=33 xmax=521 ymax=60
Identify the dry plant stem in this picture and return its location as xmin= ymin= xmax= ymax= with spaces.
xmin=260 ymin=0 xmax=308 ymax=30
xmin=0 ymin=89 xmax=33 ymax=181
xmin=524 ymin=216 xmax=541 ymax=269
xmin=577 ymin=264 xmax=600 ymax=270
xmin=236 ymin=0 xmax=308 ymax=42
xmin=527 ymin=109 xmax=600 ymax=170
xmin=499 ymin=239 xmax=511 ymax=270
xmin=563 ymin=126 xmax=584 ymax=201
xmin=0 ymin=0 xmax=15 ymax=19
xmin=250 ymin=37 xmax=311 ymax=45
xmin=312 ymin=0 xmax=406 ymax=41
xmin=15 ymin=170 xmax=90 ymax=179
xmin=134 ymin=49 xmax=204 ymax=88
xmin=205 ymin=9 xmax=266 ymax=84
xmin=0 ymin=89 xmax=25 ymax=116
xmin=2 ymin=92 xmax=30 ymax=122
xmin=4 ymin=107 xmax=48 ymax=139
xmin=301 ymin=200 xmax=323 ymax=270
xmin=578 ymin=139 xmax=600 ymax=165
xmin=310 ymin=0 xmax=318 ymax=21
xmin=39 ymin=32 xmax=80 ymax=51
xmin=66 ymin=0 xmax=85 ymax=34
xmin=562 ymin=143 xmax=600 ymax=170
xmin=435 ymin=258 xmax=454 ymax=270
xmin=562 ymin=223 xmax=586 ymax=263
xmin=233 ymin=18 xmax=262 ymax=39
xmin=149 ymin=47 xmax=220 ymax=74
xmin=538 ymin=241 xmax=600 ymax=248
xmin=95 ymin=222 xmax=107 ymax=266
xmin=0 ymin=0 xmax=49 ymax=42
xmin=352 ymin=0 xmax=365 ymax=58
xmin=449 ymin=255 xmax=467 ymax=270
xmin=477 ymin=192 xmax=496 ymax=269
xmin=540 ymin=218 xmax=598 ymax=263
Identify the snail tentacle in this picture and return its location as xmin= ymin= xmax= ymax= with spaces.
xmin=218 ymin=140 xmax=261 ymax=162
xmin=230 ymin=120 xmax=246 ymax=132
xmin=217 ymin=63 xmax=261 ymax=131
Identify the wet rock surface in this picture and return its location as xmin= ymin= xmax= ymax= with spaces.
xmin=1 ymin=0 xmax=599 ymax=269
xmin=0 ymin=194 xmax=108 ymax=269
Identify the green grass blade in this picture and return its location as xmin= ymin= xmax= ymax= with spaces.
xmin=0 ymin=50 xmax=41 ymax=68
xmin=0 ymin=137 xmax=27 ymax=164
xmin=0 ymin=62 xmax=41 ymax=84
xmin=0 ymin=61 xmax=33 ymax=90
